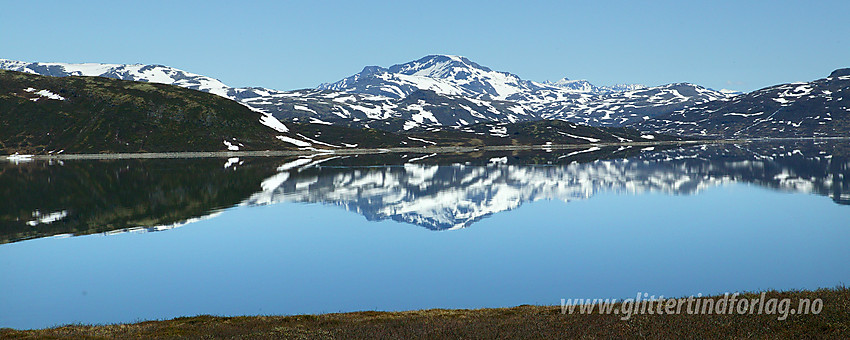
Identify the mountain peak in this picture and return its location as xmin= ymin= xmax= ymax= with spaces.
xmin=359 ymin=65 xmax=387 ymax=75
xmin=829 ymin=68 xmax=850 ymax=78
xmin=318 ymin=54 xmax=541 ymax=99
xmin=543 ymin=77 xmax=595 ymax=92
xmin=387 ymin=54 xmax=493 ymax=76
xmin=422 ymin=54 xmax=466 ymax=62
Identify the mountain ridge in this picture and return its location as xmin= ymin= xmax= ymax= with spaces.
xmin=636 ymin=69 xmax=850 ymax=137
xmin=2 ymin=56 xmax=737 ymax=134
xmin=0 ymin=69 xmax=672 ymax=155
xmin=5 ymin=56 xmax=844 ymax=139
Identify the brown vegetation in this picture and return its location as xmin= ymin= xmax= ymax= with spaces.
xmin=2 ymin=286 xmax=847 ymax=339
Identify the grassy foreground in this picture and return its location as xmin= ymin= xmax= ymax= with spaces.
xmin=2 ymin=287 xmax=848 ymax=339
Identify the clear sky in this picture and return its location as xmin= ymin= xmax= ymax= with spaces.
xmin=1 ymin=0 xmax=847 ymax=92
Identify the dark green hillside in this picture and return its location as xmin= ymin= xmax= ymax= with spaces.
xmin=0 ymin=70 xmax=294 ymax=154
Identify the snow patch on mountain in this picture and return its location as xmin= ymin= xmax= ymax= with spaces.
xmin=23 ymin=87 xmax=66 ymax=101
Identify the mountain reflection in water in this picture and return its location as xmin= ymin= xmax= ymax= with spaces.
xmin=1 ymin=141 xmax=848 ymax=243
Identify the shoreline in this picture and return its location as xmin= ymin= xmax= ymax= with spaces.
xmin=0 ymin=138 xmax=752 ymax=161
xmin=2 ymin=287 xmax=846 ymax=338
xmin=5 ymin=137 xmax=848 ymax=161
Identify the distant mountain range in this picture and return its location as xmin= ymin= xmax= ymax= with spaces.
xmin=312 ymin=55 xmax=737 ymax=128
xmin=1 ymin=55 xmax=848 ymax=148
xmin=317 ymin=55 xmax=645 ymax=99
xmin=637 ymin=68 xmax=850 ymax=137
xmin=0 ymin=56 xmax=735 ymax=131
xmin=0 ymin=69 xmax=664 ymax=155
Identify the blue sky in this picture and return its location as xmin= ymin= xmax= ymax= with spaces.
xmin=1 ymin=1 xmax=847 ymax=92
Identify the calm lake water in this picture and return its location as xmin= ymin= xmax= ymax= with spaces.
xmin=1 ymin=141 xmax=849 ymax=329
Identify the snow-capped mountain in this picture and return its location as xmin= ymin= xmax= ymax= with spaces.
xmin=318 ymin=55 xmax=559 ymax=100
xmin=543 ymin=77 xmax=646 ymax=94
xmin=0 ymin=56 xmax=737 ymax=134
xmin=318 ymin=55 xmax=648 ymax=101
xmin=536 ymin=82 xmax=736 ymax=126
xmin=637 ymin=68 xmax=850 ymax=137
xmin=544 ymin=78 xmax=597 ymax=92
xmin=315 ymin=54 xmax=663 ymax=107
xmin=313 ymin=54 xmax=734 ymax=128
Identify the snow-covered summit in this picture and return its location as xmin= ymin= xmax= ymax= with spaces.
xmin=319 ymin=55 xmax=649 ymax=101
xmin=544 ymin=77 xmax=597 ymax=92
xmin=319 ymin=54 xmax=554 ymax=100
xmin=543 ymin=77 xmax=647 ymax=94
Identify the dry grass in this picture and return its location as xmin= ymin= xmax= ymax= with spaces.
xmin=2 ymin=287 xmax=848 ymax=339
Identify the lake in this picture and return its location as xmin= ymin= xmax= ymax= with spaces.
xmin=1 ymin=141 xmax=848 ymax=329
